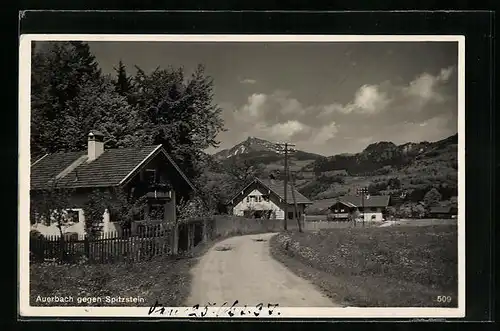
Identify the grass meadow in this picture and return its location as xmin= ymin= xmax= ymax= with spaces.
xmin=270 ymin=224 xmax=458 ymax=307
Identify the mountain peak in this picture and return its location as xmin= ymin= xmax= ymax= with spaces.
xmin=363 ymin=141 xmax=397 ymax=153
xmin=214 ymin=136 xmax=278 ymax=159
xmin=214 ymin=136 xmax=324 ymax=160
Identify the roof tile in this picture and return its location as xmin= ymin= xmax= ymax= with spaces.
xmin=308 ymin=195 xmax=391 ymax=209
xmin=256 ymin=178 xmax=312 ymax=204
xmin=30 ymin=145 xmax=161 ymax=190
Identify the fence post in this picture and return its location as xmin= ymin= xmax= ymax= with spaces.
xmin=58 ymin=235 xmax=64 ymax=263
xmin=172 ymin=223 xmax=179 ymax=255
xmin=190 ymin=223 xmax=194 ymax=250
xmin=203 ymin=218 xmax=208 ymax=242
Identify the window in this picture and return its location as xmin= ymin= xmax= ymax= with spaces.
xmin=246 ymin=197 xmax=250 ymax=203
xmin=340 ymin=209 xmax=345 ymax=212
xmin=109 ymin=208 xmax=120 ymax=223
xmin=288 ymin=211 xmax=294 ymax=220
xmin=145 ymin=169 xmax=157 ymax=185
xmin=66 ymin=210 xmax=79 ymax=223
xmin=257 ymin=196 xmax=262 ymax=203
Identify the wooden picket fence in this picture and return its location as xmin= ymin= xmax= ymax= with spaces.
xmin=29 ymin=215 xmax=298 ymax=264
xmin=30 ymin=219 xmax=211 ymax=264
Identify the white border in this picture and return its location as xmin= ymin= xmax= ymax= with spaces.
xmin=19 ymin=34 xmax=466 ymax=319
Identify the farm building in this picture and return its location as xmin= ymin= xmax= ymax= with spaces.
xmin=427 ymin=205 xmax=458 ymax=219
xmin=30 ymin=130 xmax=196 ymax=239
xmin=227 ymin=178 xmax=313 ymax=220
xmin=325 ymin=195 xmax=391 ymax=222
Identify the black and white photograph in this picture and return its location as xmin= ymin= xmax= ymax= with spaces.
xmin=19 ymin=34 xmax=465 ymax=318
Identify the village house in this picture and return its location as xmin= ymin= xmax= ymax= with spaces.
xmin=227 ymin=178 xmax=313 ymax=220
xmin=326 ymin=195 xmax=391 ymax=222
xmin=30 ymin=131 xmax=196 ymax=239
xmin=427 ymin=205 xmax=458 ymax=219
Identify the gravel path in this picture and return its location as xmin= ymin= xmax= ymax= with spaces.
xmin=186 ymin=233 xmax=338 ymax=307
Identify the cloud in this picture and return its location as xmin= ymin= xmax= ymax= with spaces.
xmin=251 ymin=120 xmax=337 ymax=146
xmin=221 ymin=64 xmax=457 ymax=155
xmin=268 ymin=120 xmax=311 ymax=141
xmin=403 ymin=65 xmax=455 ymax=103
xmin=240 ymin=78 xmax=257 ymax=84
xmin=439 ymin=66 xmax=455 ymax=81
xmin=235 ymin=91 xmax=308 ymax=125
xmin=311 ymin=122 xmax=338 ymax=144
xmin=357 ymin=136 xmax=374 ymax=145
xmin=239 ymin=93 xmax=267 ymax=119
xmin=342 ymin=84 xmax=391 ymax=114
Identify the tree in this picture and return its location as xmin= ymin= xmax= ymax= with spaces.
xmin=113 ymin=60 xmax=133 ymax=95
xmin=82 ymin=188 xmax=148 ymax=238
xmin=67 ymin=77 xmax=142 ymax=149
xmin=397 ymin=202 xmax=426 ymax=218
xmin=132 ymin=64 xmax=226 ymax=180
xmin=386 ymin=206 xmax=397 ymax=218
xmin=30 ymin=180 xmax=75 ymax=261
xmin=225 ymin=158 xmax=265 ymax=183
xmin=113 ymin=60 xmax=137 ymax=105
xmin=350 ymin=209 xmax=361 ymax=226
xmin=189 ymin=154 xmax=267 ymax=215
xmin=194 ymin=171 xmax=235 ymax=213
xmin=423 ymin=187 xmax=442 ymax=208
xmin=387 ymin=177 xmax=401 ymax=190
xmin=413 ymin=203 xmax=426 ymax=218
xmin=30 ymin=41 xmax=133 ymax=155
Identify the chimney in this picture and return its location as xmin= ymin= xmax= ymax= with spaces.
xmin=87 ymin=130 xmax=104 ymax=162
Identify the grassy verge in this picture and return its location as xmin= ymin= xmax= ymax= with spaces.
xmin=30 ymin=254 xmax=197 ymax=307
xmin=270 ymin=225 xmax=458 ymax=307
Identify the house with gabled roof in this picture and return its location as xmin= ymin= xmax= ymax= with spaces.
xmin=327 ymin=195 xmax=391 ymax=222
xmin=227 ymin=177 xmax=313 ymax=220
xmin=30 ymin=130 xmax=196 ymax=238
xmin=428 ymin=205 xmax=458 ymax=219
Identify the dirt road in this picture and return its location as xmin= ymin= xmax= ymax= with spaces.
xmin=186 ymin=233 xmax=338 ymax=307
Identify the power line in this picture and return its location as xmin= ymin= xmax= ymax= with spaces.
xmin=289 ymin=170 xmax=303 ymax=233
xmin=275 ymin=141 xmax=295 ymax=231
xmin=357 ymin=186 xmax=369 ymax=228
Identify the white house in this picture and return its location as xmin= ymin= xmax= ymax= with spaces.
xmin=327 ymin=195 xmax=391 ymax=222
xmin=227 ymin=178 xmax=313 ymax=221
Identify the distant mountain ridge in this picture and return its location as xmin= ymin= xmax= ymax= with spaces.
xmin=204 ymin=133 xmax=458 ymax=204
xmin=306 ymin=134 xmax=458 ymax=176
xmin=297 ymin=133 xmax=458 ymax=201
xmin=214 ymin=136 xmax=324 ymax=161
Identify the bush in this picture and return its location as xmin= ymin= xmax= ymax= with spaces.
xmin=30 ymin=230 xmax=46 ymax=262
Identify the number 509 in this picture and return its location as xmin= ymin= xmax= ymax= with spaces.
xmin=436 ymin=296 xmax=452 ymax=303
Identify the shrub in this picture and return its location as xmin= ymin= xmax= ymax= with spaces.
xmin=30 ymin=230 xmax=46 ymax=262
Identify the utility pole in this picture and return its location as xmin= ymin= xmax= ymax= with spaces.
xmin=289 ymin=171 xmax=302 ymax=232
xmin=275 ymin=141 xmax=296 ymax=231
xmin=357 ymin=186 xmax=368 ymax=227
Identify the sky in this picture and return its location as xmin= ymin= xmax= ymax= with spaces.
xmin=87 ymin=41 xmax=458 ymax=156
